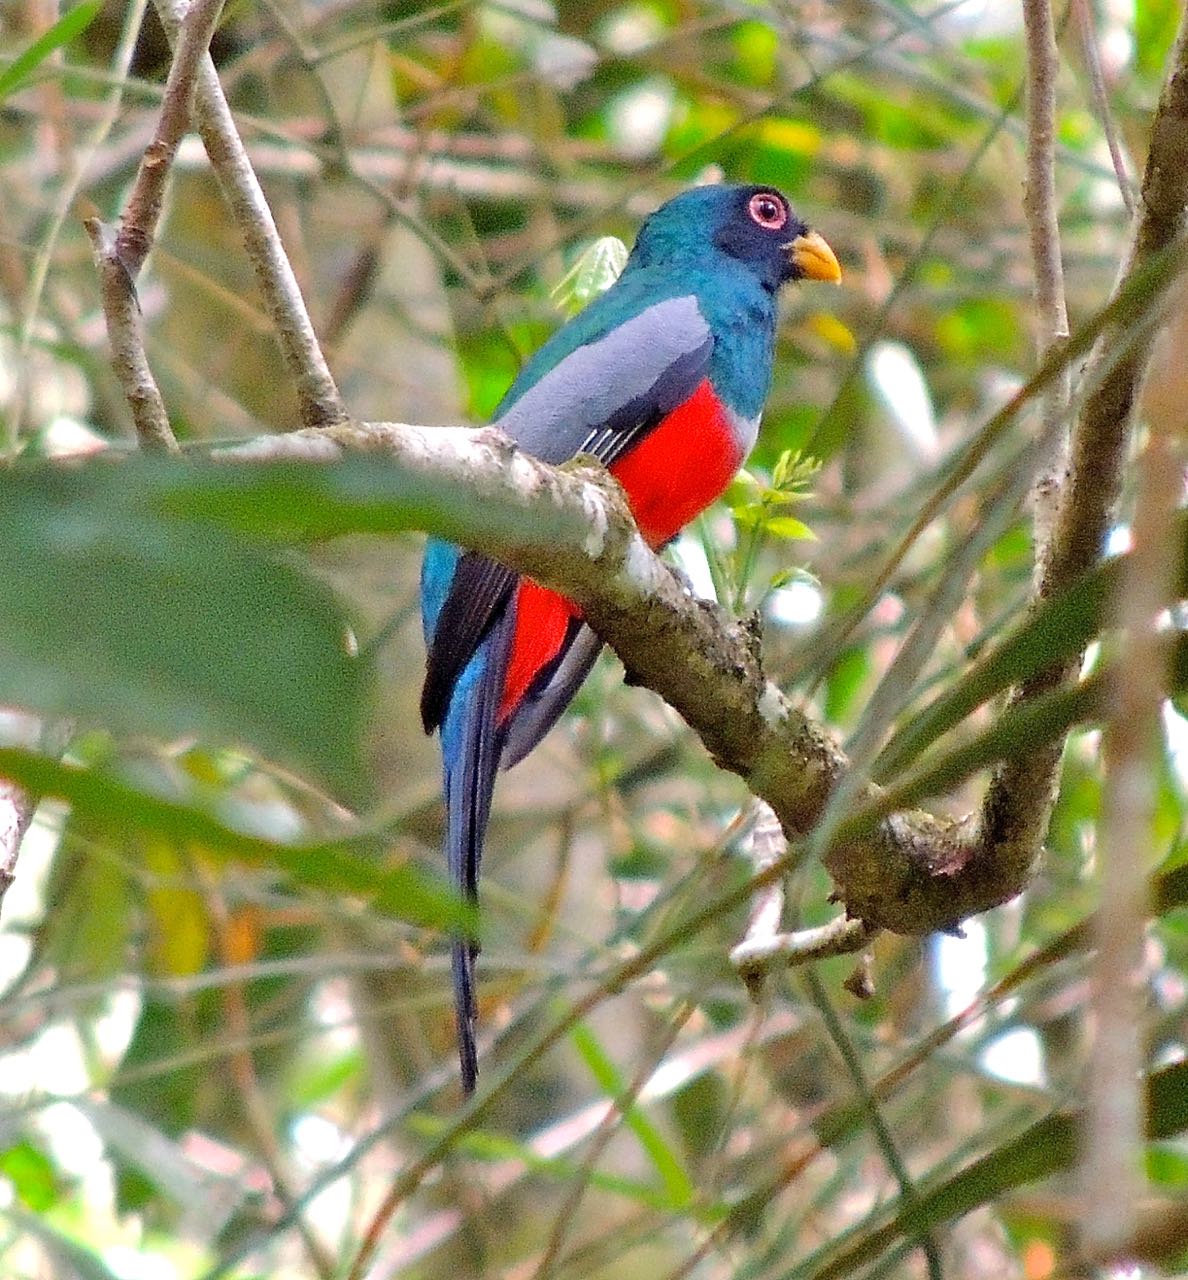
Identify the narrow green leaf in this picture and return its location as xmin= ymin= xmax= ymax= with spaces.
xmin=763 ymin=515 xmax=816 ymax=541
xmin=874 ymin=557 xmax=1120 ymax=781
xmin=288 ymin=1049 xmax=364 ymax=1108
xmin=804 ymin=1057 xmax=1188 ymax=1280
xmin=871 ymin=635 xmax=1188 ymax=820
xmin=408 ymin=1114 xmax=720 ymax=1217
xmin=570 ymin=1021 xmax=696 ymax=1207
xmin=874 ymin=679 xmax=1102 ymax=818
xmin=0 ymin=747 xmax=473 ymax=934
xmin=0 ymin=0 xmax=102 ymax=101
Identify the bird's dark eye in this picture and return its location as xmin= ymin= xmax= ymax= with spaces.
xmin=748 ymin=193 xmax=787 ymax=230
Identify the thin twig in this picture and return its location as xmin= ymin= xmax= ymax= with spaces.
xmin=84 ymin=217 xmax=178 ymax=453
xmin=0 ymin=717 xmax=71 ymax=922
xmin=1071 ymin=0 xmax=1135 ymax=214
xmin=1082 ymin=279 xmax=1188 ymax=1261
xmin=117 ymin=0 xmax=228 ymax=279
xmin=196 ymin=865 xmax=337 ymax=1280
xmin=0 ymin=779 xmax=36 ymax=913
xmin=726 ymin=805 xmax=875 ymax=982
xmin=149 ymin=0 xmax=348 ymax=430
xmin=251 ymin=0 xmax=482 ymax=295
xmin=731 ymin=803 xmax=787 ymax=986
xmin=1020 ymin=0 xmax=1072 ymax=578
xmin=804 ymin=83 xmax=1021 ymax=472
xmin=731 ymin=914 xmax=876 ymax=976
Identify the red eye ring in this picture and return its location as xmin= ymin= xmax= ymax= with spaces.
xmin=748 ymin=192 xmax=787 ymax=230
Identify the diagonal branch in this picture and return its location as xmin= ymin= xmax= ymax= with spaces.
xmin=977 ymin=5 xmax=1188 ymax=896
xmin=228 ymin=416 xmax=958 ymax=930
xmin=85 ymin=215 xmax=178 ymax=453
xmin=117 ymin=0 xmax=229 ymax=280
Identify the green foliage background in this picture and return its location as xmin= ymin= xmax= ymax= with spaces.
xmin=1 ymin=1 xmax=1186 ymax=1277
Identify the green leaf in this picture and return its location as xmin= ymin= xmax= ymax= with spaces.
xmin=0 ymin=467 xmax=369 ymax=805
xmin=1148 ymin=1141 xmax=1188 ymax=1186
xmin=1136 ymin=0 xmax=1184 ymax=77
xmin=42 ymin=840 xmax=134 ymax=990
xmin=0 ymin=0 xmax=102 ymax=101
xmin=570 ymin=1021 xmax=696 ymax=1208
xmin=288 ymin=1048 xmax=364 ymax=1108
xmin=770 ymin=449 xmax=818 ymax=492
xmin=0 ymin=1141 xmax=59 ymax=1212
xmin=109 ymin=998 xmax=205 ymax=1151
xmin=763 ymin=515 xmax=816 ymax=541
xmin=724 ymin=469 xmax=763 ymax=509
xmin=824 ymin=646 xmax=870 ymax=724
xmin=0 ymin=747 xmax=474 ymax=934
xmin=670 ymin=1071 xmax=728 ymax=1157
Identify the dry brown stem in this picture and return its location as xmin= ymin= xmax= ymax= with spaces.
xmin=1081 ymin=279 xmax=1188 ymax=1262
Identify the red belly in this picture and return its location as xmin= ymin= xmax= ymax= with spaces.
xmin=500 ymin=378 xmax=741 ymax=722
xmin=609 ymin=379 xmax=742 ymax=546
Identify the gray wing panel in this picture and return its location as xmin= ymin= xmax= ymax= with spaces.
xmin=496 ymin=295 xmax=713 ymax=465
xmin=500 ymin=624 xmax=604 ymax=769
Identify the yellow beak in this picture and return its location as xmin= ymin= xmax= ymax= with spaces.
xmin=788 ymin=230 xmax=842 ymax=283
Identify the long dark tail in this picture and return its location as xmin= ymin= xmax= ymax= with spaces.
xmin=442 ymin=617 xmax=511 ymax=1092
xmin=450 ymin=939 xmax=480 ymax=1093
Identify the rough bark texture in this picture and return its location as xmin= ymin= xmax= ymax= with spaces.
xmin=226 ymin=423 xmax=1004 ymax=937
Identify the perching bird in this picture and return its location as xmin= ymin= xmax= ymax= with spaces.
xmin=421 ymin=184 xmax=840 ymax=1090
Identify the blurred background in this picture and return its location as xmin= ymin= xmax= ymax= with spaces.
xmin=1 ymin=0 xmax=1186 ymax=1276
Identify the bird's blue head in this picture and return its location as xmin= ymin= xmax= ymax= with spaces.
xmin=628 ymin=184 xmax=841 ymax=294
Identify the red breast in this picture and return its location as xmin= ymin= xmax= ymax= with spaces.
xmin=609 ymin=379 xmax=746 ymax=546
